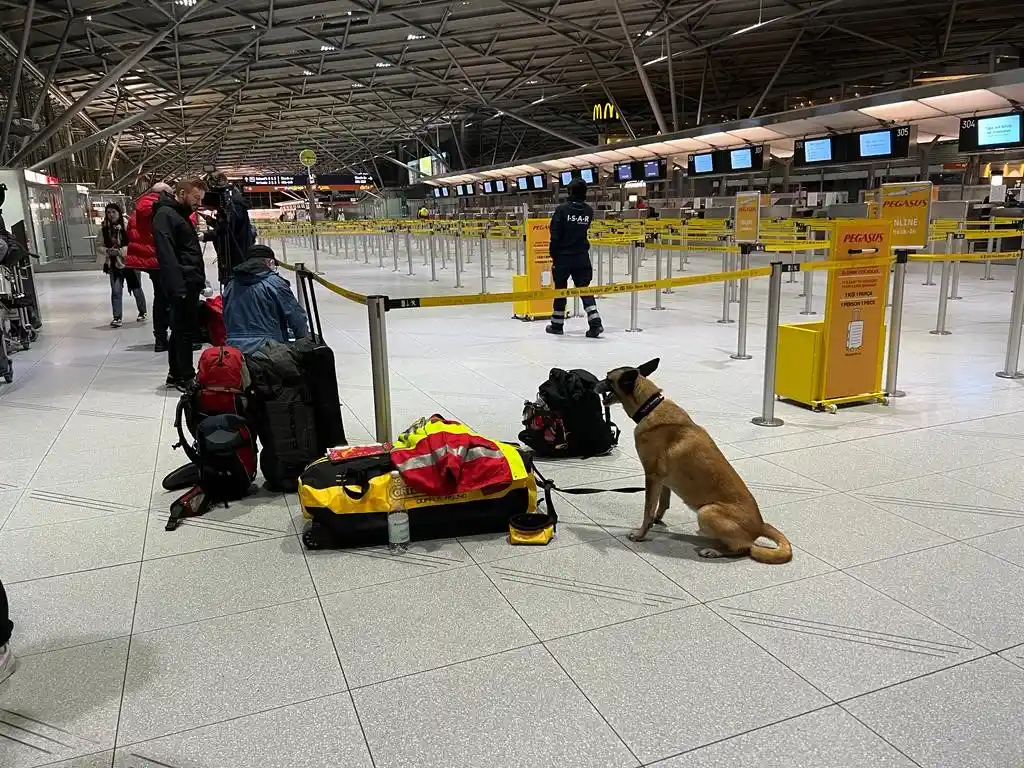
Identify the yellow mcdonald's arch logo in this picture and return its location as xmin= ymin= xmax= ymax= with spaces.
xmin=592 ymin=103 xmax=620 ymax=121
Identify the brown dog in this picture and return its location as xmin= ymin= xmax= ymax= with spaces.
xmin=597 ymin=359 xmax=792 ymax=564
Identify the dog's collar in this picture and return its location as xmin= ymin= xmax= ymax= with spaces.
xmin=631 ymin=393 xmax=664 ymax=424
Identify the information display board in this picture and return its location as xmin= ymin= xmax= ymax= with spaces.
xmin=878 ymin=181 xmax=932 ymax=249
xmin=794 ymin=126 xmax=912 ymax=167
xmin=821 ymin=219 xmax=892 ymax=401
xmin=243 ymin=173 xmax=374 ymax=192
xmin=687 ymin=146 xmax=765 ymax=176
xmin=734 ymin=191 xmax=761 ymax=244
xmin=560 ymin=167 xmax=599 ymax=185
xmin=958 ymin=111 xmax=1024 ymax=152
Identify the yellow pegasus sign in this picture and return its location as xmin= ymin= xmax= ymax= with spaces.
xmin=592 ymin=103 xmax=620 ymax=122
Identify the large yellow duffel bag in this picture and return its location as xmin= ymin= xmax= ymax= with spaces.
xmin=298 ymin=444 xmax=537 ymax=549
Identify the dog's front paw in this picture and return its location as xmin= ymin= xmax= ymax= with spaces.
xmin=698 ymin=547 xmax=724 ymax=558
xmin=628 ymin=529 xmax=647 ymax=542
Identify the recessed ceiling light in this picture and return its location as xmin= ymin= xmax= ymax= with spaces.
xmin=526 ymin=80 xmax=538 ymax=85
xmin=175 ymin=0 xmax=197 ymax=6
xmin=303 ymin=70 xmax=314 ymax=76
xmin=320 ymin=44 xmax=336 ymax=51
xmin=375 ymin=61 xmax=393 ymax=68
xmin=407 ymin=33 xmax=426 ymax=41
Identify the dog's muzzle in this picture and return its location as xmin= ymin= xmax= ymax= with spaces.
xmin=594 ymin=379 xmax=617 ymax=406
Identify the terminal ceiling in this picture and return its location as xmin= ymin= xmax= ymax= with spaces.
xmin=0 ymin=0 xmax=1020 ymax=186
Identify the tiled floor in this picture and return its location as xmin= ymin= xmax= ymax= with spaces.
xmin=2 ymin=241 xmax=1024 ymax=768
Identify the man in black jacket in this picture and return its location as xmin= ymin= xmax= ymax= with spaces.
xmin=546 ymin=179 xmax=603 ymax=338
xmin=153 ymin=178 xmax=207 ymax=388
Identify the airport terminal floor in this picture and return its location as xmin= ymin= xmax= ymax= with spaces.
xmin=2 ymin=242 xmax=1024 ymax=768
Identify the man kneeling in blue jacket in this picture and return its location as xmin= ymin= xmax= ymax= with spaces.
xmin=223 ymin=244 xmax=309 ymax=354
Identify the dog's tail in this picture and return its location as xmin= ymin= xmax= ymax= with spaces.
xmin=749 ymin=523 xmax=793 ymax=564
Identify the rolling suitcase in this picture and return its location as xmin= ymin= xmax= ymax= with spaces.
xmin=295 ymin=267 xmax=346 ymax=450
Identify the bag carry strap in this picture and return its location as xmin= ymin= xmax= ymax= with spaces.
xmin=532 ymin=465 xmax=646 ymax=496
xmin=296 ymin=267 xmax=325 ymax=343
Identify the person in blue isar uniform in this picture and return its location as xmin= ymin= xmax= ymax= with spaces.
xmin=546 ymin=179 xmax=603 ymax=338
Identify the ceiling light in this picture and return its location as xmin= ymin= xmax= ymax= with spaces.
xmin=643 ymin=55 xmax=667 ymax=67
xmin=85 ymin=14 xmax=92 ymax=20
xmin=526 ymin=80 xmax=538 ymax=85
xmin=731 ymin=17 xmax=780 ymax=36
xmin=375 ymin=61 xmax=393 ymax=68
xmin=407 ymin=33 xmax=426 ymax=41
xmin=175 ymin=0 xmax=197 ymax=6
xmin=303 ymin=70 xmax=314 ymax=76
xmin=644 ymin=30 xmax=654 ymax=36
xmin=320 ymin=44 xmax=336 ymax=51
xmin=352 ymin=83 xmax=366 ymax=88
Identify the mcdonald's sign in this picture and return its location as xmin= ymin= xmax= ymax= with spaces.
xmin=592 ymin=103 xmax=620 ymax=122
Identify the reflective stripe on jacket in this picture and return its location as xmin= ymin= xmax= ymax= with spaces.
xmin=392 ymin=415 xmax=527 ymax=496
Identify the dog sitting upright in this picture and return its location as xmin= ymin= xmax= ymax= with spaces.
xmin=597 ymin=358 xmax=792 ymax=564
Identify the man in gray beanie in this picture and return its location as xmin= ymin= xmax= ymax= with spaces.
xmin=223 ymin=244 xmax=308 ymax=354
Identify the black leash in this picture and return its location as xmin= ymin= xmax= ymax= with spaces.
xmin=532 ymin=465 xmax=647 ymax=496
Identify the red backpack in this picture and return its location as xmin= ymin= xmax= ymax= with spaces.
xmin=201 ymin=295 xmax=227 ymax=347
xmin=195 ymin=345 xmax=250 ymax=418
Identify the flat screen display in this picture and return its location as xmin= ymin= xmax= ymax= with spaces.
xmin=615 ymin=163 xmax=633 ymax=182
xmin=464 ymin=183 xmax=474 ymax=195
xmin=581 ymin=168 xmax=596 ymax=184
xmin=693 ymin=153 xmax=714 ymax=174
xmin=516 ymin=176 xmax=528 ymax=191
xmin=859 ymin=130 xmax=892 ymax=158
xmin=494 ymin=179 xmax=507 ymax=193
xmin=730 ymin=148 xmax=752 ymax=170
xmin=560 ymin=170 xmax=574 ymax=185
xmin=440 ymin=187 xmax=450 ymax=197
xmin=978 ymin=114 xmax=1022 ymax=147
xmin=482 ymin=181 xmax=493 ymax=194
xmin=804 ymin=138 xmax=832 ymax=163
xmin=530 ymin=174 xmax=546 ymax=190
xmin=643 ymin=160 xmax=665 ymax=179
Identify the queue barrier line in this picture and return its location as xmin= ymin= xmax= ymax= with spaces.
xmin=908 ymin=251 xmax=1022 ymax=263
xmin=277 ymin=260 xmax=368 ymax=305
xmin=385 ymin=265 xmax=774 ymax=310
xmin=800 ymin=256 xmax=894 ymax=272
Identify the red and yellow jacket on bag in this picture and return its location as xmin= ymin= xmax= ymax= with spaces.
xmin=391 ymin=415 xmax=528 ymax=496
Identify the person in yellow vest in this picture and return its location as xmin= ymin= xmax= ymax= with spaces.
xmin=417 ymin=205 xmax=430 ymax=219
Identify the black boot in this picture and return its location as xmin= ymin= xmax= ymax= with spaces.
xmin=545 ymin=324 xmax=564 ymax=335
xmin=586 ymin=322 xmax=604 ymax=339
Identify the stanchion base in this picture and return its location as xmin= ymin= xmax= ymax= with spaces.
xmin=995 ymin=370 xmax=1024 ymax=380
xmin=797 ymin=292 xmax=806 ymax=298
xmin=799 ymin=310 xmax=817 ymax=316
xmin=923 ymin=281 xmax=936 ymax=286
xmin=887 ymin=389 xmax=907 ymax=399
xmin=751 ymin=416 xmax=784 ymax=427
xmin=626 ymin=328 xmax=644 ymax=333
xmin=981 ymin=277 xmax=996 ymax=281
xmin=651 ymin=306 xmax=667 ymax=311
xmin=949 ymin=296 xmax=962 ymax=301
xmin=730 ymin=353 xmax=752 ymax=360
xmin=929 ymin=329 xmax=952 ymax=336
xmin=663 ymin=289 xmax=674 ymax=295
xmin=717 ymin=319 xmax=735 ymax=324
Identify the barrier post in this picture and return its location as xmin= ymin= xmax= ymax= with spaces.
xmin=731 ymin=245 xmax=753 ymax=360
xmin=948 ymin=234 xmax=962 ymax=300
xmin=923 ymin=261 xmax=935 ymax=286
xmin=597 ymin=244 xmax=604 ymax=285
xmin=609 ymin=246 xmax=616 ymax=284
xmin=280 ymin=237 xmax=288 ymax=263
xmin=626 ymin=241 xmax=643 ymax=333
xmin=392 ymin=230 xmax=400 ymax=272
xmin=367 ymin=296 xmax=393 ymax=441
xmin=730 ymin=253 xmax=740 ymax=302
xmin=406 ymin=231 xmax=414 ymax=275
xmin=717 ymin=252 xmax=734 ymax=324
xmin=752 ymin=261 xmax=785 ymax=427
xmin=885 ymin=250 xmax=909 ymax=398
xmin=454 ymin=234 xmax=464 ymax=288
xmin=428 ymin=234 xmax=438 ymax=281
xmin=996 ymin=254 xmax=1024 ymax=379
xmin=652 ymin=246 xmax=665 ymax=310
xmin=664 ymin=242 xmax=675 ymax=293
xmin=479 ymin=233 xmax=488 ymax=294
xmin=800 ymin=267 xmax=815 ymax=315
xmin=984 ymin=220 xmax=997 ymax=281
xmin=930 ymin=260 xmax=953 ymax=335
xmin=506 ymin=236 xmax=513 ymax=271
xmin=294 ymin=262 xmax=307 ymax=314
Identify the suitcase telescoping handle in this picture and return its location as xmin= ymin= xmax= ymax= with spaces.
xmin=295 ymin=263 xmax=325 ymax=343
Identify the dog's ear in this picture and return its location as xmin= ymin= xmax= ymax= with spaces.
xmin=618 ymin=369 xmax=640 ymax=393
xmin=637 ymin=358 xmax=660 ymax=377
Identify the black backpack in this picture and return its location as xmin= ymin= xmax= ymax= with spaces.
xmin=166 ymin=413 xmax=258 ymax=531
xmin=520 ymin=368 xmax=619 ymax=458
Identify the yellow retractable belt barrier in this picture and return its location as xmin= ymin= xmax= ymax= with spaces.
xmin=909 ymin=251 xmax=1021 ymax=263
xmin=277 ymin=260 xmax=368 ymax=305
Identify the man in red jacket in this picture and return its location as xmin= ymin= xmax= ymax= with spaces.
xmin=127 ymin=182 xmax=197 ymax=352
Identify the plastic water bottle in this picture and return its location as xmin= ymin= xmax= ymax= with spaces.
xmin=387 ymin=471 xmax=410 ymax=553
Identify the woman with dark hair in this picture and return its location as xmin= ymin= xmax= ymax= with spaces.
xmin=102 ymin=202 xmax=147 ymax=328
